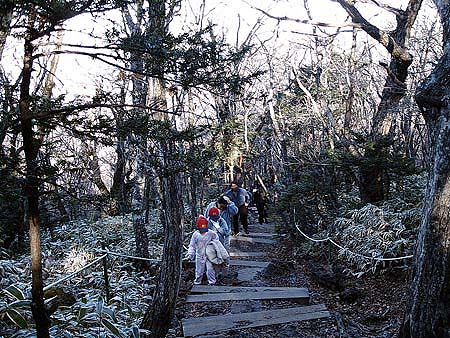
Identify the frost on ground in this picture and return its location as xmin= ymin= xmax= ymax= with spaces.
xmin=1 ymin=212 xmax=164 ymax=337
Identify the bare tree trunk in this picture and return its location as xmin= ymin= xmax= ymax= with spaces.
xmin=187 ymin=173 xmax=199 ymax=223
xmin=40 ymin=30 xmax=69 ymax=222
xmin=400 ymin=4 xmax=450 ymax=334
xmin=141 ymin=78 xmax=184 ymax=338
xmin=141 ymin=134 xmax=184 ymax=338
xmin=19 ymin=36 xmax=50 ymax=338
xmin=140 ymin=2 xmax=184 ymax=336
xmin=213 ymin=92 xmax=239 ymax=184
xmin=122 ymin=2 xmax=150 ymax=260
xmin=400 ymin=107 xmax=450 ymax=338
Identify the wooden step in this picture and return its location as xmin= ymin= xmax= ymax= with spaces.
xmin=229 ymin=251 xmax=266 ymax=258
xmin=230 ymin=236 xmax=275 ymax=244
xmin=191 ymin=285 xmax=309 ymax=294
xmin=241 ymin=232 xmax=275 ymax=238
xmin=182 ymin=304 xmax=329 ymax=337
xmin=229 ymin=260 xmax=270 ymax=268
xmin=185 ymin=289 xmax=310 ymax=304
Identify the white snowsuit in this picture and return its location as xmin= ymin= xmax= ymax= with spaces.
xmin=187 ymin=230 xmax=219 ymax=285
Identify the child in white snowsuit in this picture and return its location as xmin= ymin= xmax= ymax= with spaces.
xmin=187 ymin=216 xmax=219 ymax=285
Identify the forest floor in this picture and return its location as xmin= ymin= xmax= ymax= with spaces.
xmin=173 ymin=210 xmax=409 ymax=338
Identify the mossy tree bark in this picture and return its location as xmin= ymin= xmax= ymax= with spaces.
xmin=400 ymin=2 xmax=450 ymax=336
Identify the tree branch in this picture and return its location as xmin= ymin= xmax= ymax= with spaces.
xmin=358 ymin=0 xmax=403 ymax=16
xmin=331 ymin=0 xmax=413 ymax=62
xmin=247 ymin=3 xmax=360 ymax=29
xmin=27 ymin=102 xmax=182 ymax=120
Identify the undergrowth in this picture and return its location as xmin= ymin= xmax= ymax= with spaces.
xmin=279 ymin=172 xmax=426 ymax=276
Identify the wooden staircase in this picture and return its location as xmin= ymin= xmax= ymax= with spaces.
xmin=181 ymin=223 xmax=330 ymax=337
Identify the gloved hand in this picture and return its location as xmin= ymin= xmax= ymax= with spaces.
xmin=223 ymin=195 xmax=231 ymax=203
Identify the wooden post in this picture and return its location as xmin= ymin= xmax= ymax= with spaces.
xmin=101 ymin=242 xmax=110 ymax=302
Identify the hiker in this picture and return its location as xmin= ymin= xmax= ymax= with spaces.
xmin=252 ymin=188 xmax=268 ymax=224
xmin=204 ymin=195 xmax=238 ymax=238
xmin=225 ymin=181 xmax=252 ymax=235
xmin=207 ymin=207 xmax=231 ymax=253
xmin=186 ymin=216 xmax=219 ymax=285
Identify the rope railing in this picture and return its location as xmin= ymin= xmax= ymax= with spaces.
xmin=44 ymin=253 xmax=107 ymax=291
xmin=97 ymin=249 xmax=161 ymax=263
xmin=294 ymin=223 xmax=414 ymax=262
xmin=43 ymin=247 xmax=162 ymax=293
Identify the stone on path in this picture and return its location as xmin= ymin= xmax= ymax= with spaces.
xmin=237 ymin=267 xmax=261 ymax=282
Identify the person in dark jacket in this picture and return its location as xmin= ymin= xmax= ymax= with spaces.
xmin=224 ymin=181 xmax=252 ymax=235
xmin=252 ymin=188 xmax=268 ymax=224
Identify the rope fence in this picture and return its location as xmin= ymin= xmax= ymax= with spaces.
xmin=294 ymin=223 xmax=414 ymax=262
xmin=44 ymin=254 xmax=107 ymax=292
xmin=42 ymin=246 xmax=161 ymax=298
xmin=97 ymin=249 xmax=161 ymax=263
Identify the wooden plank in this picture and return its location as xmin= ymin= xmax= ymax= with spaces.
xmin=241 ymin=232 xmax=275 ymax=238
xmin=182 ymin=304 xmax=329 ymax=337
xmin=229 ymin=251 xmax=266 ymax=258
xmin=230 ymin=236 xmax=275 ymax=244
xmin=191 ymin=285 xmax=309 ymax=294
xmin=229 ymin=260 xmax=270 ymax=268
xmin=186 ymin=289 xmax=309 ymax=304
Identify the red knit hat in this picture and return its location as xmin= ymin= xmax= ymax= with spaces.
xmin=208 ymin=207 xmax=220 ymax=217
xmin=196 ymin=216 xmax=208 ymax=232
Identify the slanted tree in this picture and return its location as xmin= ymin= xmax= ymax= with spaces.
xmin=333 ymin=0 xmax=423 ymax=202
xmin=400 ymin=1 xmax=450 ymax=337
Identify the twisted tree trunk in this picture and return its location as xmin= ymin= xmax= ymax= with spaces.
xmin=335 ymin=0 xmax=423 ymax=203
